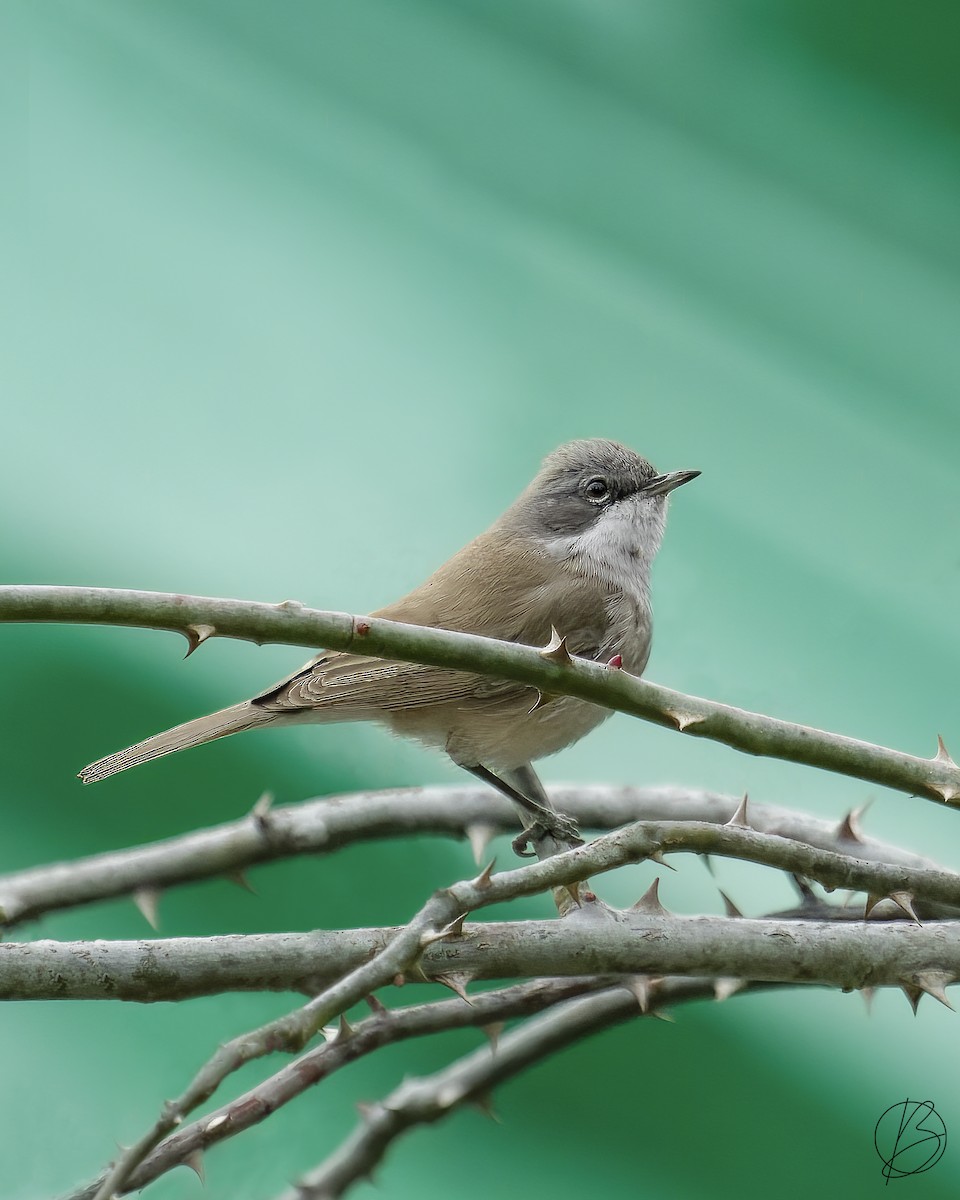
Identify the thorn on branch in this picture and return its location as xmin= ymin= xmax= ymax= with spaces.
xmin=183 ymin=623 xmax=216 ymax=658
xmin=228 ymin=870 xmax=256 ymax=894
xmin=934 ymin=734 xmax=957 ymax=768
xmin=472 ymin=860 xmax=496 ymax=889
xmin=630 ymin=877 xmax=669 ymax=916
xmin=250 ymin=791 xmax=274 ymax=832
xmin=647 ymin=848 xmax=676 ymax=872
xmin=470 ymin=1091 xmax=501 ymax=1122
xmin=713 ymin=978 xmax=746 ymax=1002
xmin=865 ymin=892 xmax=920 ymax=923
xmin=466 ymin=823 xmax=496 ymax=866
xmin=724 ymin=794 xmax=751 ymax=829
xmin=834 ymin=800 xmax=871 ymax=844
xmin=626 ymin=975 xmax=653 ymax=1012
xmin=434 ymin=972 xmax=474 ymax=1004
xmin=184 ymin=1149 xmax=205 ymax=1182
xmin=481 ymin=1022 xmax=504 ymax=1052
xmin=668 ymin=709 xmax=705 ymax=732
xmin=718 ymin=889 xmax=744 ymax=919
xmin=901 ymin=972 xmax=956 ymax=1014
xmin=539 ymin=626 xmax=572 ymax=665
xmin=133 ymin=886 xmax=162 ymax=930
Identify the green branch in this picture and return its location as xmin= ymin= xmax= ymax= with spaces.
xmin=1 ymin=585 xmax=957 ymax=805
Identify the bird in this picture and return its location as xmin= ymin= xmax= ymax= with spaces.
xmin=80 ymin=439 xmax=698 ymax=854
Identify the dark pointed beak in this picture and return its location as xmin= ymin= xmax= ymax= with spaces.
xmin=642 ymin=469 xmax=701 ymax=497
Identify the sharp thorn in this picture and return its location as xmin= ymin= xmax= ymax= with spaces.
xmin=337 ymin=1013 xmax=355 ymax=1040
xmin=183 ymin=1149 xmax=205 ymax=1182
xmin=647 ymin=849 xmax=677 ymax=872
xmin=540 ymin=626 xmax=572 ymax=665
xmin=718 ymin=889 xmax=744 ymax=919
xmin=834 ymin=800 xmax=872 ymax=844
xmin=864 ymin=893 xmax=883 ymax=919
xmin=473 ymin=859 xmax=496 ymax=889
xmin=713 ymin=978 xmax=746 ymax=1002
xmin=791 ymin=874 xmax=819 ymax=908
xmin=912 ymin=971 xmax=955 ymax=1011
xmin=670 ymin=709 xmax=705 ymax=732
xmin=133 ymin=886 xmax=162 ymax=930
xmin=630 ymin=877 xmax=669 ymax=916
xmin=527 ymin=689 xmax=552 ymax=714
xmin=889 ymin=891 xmax=921 ymax=924
xmin=228 ymin=870 xmax=257 ymax=894
xmin=470 ymin=1090 xmax=501 ymax=1122
xmin=250 ymin=791 xmax=274 ymax=829
xmin=466 ymin=823 xmax=496 ymax=866
xmin=183 ymin=623 xmax=216 ymax=659
xmin=724 ymin=794 xmax=751 ymax=828
xmin=434 ymin=972 xmax=474 ymax=1003
xmin=625 ymin=975 xmax=652 ymax=1012
xmin=934 ymin=734 xmax=958 ymax=768
xmin=481 ymin=1021 xmax=504 ymax=1051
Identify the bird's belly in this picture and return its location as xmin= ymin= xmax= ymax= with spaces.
xmin=387 ymin=693 xmax=611 ymax=771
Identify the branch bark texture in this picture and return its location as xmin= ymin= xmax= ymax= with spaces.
xmin=2 ymin=585 xmax=957 ymax=805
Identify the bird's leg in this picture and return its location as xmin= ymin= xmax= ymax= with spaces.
xmin=463 ymin=762 xmax=581 ymax=856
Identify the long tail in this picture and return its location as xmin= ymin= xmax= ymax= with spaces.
xmin=79 ymin=702 xmax=274 ymax=783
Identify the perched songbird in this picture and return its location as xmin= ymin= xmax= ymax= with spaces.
xmin=81 ymin=439 xmax=698 ymax=852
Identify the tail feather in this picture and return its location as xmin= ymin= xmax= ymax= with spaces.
xmin=79 ymin=702 xmax=273 ymax=784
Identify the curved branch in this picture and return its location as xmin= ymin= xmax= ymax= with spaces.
xmin=65 ymin=976 xmax=629 ymax=1199
xmin=1 ymin=585 xmax=957 ymax=805
xmin=3 ymin=785 xmax=952 ymax=930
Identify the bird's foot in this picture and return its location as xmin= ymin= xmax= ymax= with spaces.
xmin=512 ymin=811 xmax=583 ymax=857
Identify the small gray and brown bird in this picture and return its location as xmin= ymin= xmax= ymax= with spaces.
xmin=80 ymin=439 xmax=698 ymax=852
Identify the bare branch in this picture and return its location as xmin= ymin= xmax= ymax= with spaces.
xmin=1 ymin=585 xmax=957 ymax=805
xmin=3 ymin=785 xmax=953 ymax=930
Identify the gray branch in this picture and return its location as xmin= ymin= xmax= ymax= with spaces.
xmin=64 ymin=976 xmax=634 ymax=1200
xmin=5 ymin=911 xmax=960 ymax=1002
xmin=1 ymin=585 xmax=957 ymax=805
xmin=3 ymin=785 xmax=953 ymax=930
xmin=277 ymin=980 xmax=791 ymax=1200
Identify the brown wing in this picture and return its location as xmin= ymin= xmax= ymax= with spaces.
xmin=253 ymin=530 xmax=613 ymax=717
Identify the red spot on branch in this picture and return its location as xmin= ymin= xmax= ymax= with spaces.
xmin=607 ymin=654 xmax=623 ymax=670
xmin=355 ymin=619 xmax=371 ymax=636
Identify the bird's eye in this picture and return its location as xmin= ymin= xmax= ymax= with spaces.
xmin=583 ymin=476 xmax=611 ymax=503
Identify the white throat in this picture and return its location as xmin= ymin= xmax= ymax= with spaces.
xmin=549 ymin=495 xmax=667 ymax=598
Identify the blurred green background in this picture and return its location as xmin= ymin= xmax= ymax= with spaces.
xmin=5 ymin=1 xmax=960 ymax=1196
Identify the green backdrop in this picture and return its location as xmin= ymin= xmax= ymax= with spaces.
xmin=5 ymin=2 xmax=959 ymax=1197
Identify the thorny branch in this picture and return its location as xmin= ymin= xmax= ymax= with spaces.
xmin=2 ymin=586 xmax=956 ymax=1199
xmin=51 ymin=809 xmax=960 ymax=1200
xmin=7 ymin=912 xmax=960 ymax=1003
xmin=276 ymin=980 xmax=768 ymax=1200
xmin=1 ymin=585 xmax=958 ymax=805
xmin=2 ymin=785 xmax=955 ymax=931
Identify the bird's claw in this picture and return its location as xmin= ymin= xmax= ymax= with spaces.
xmin=511 ymin=812 xmax=583 ymax=857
